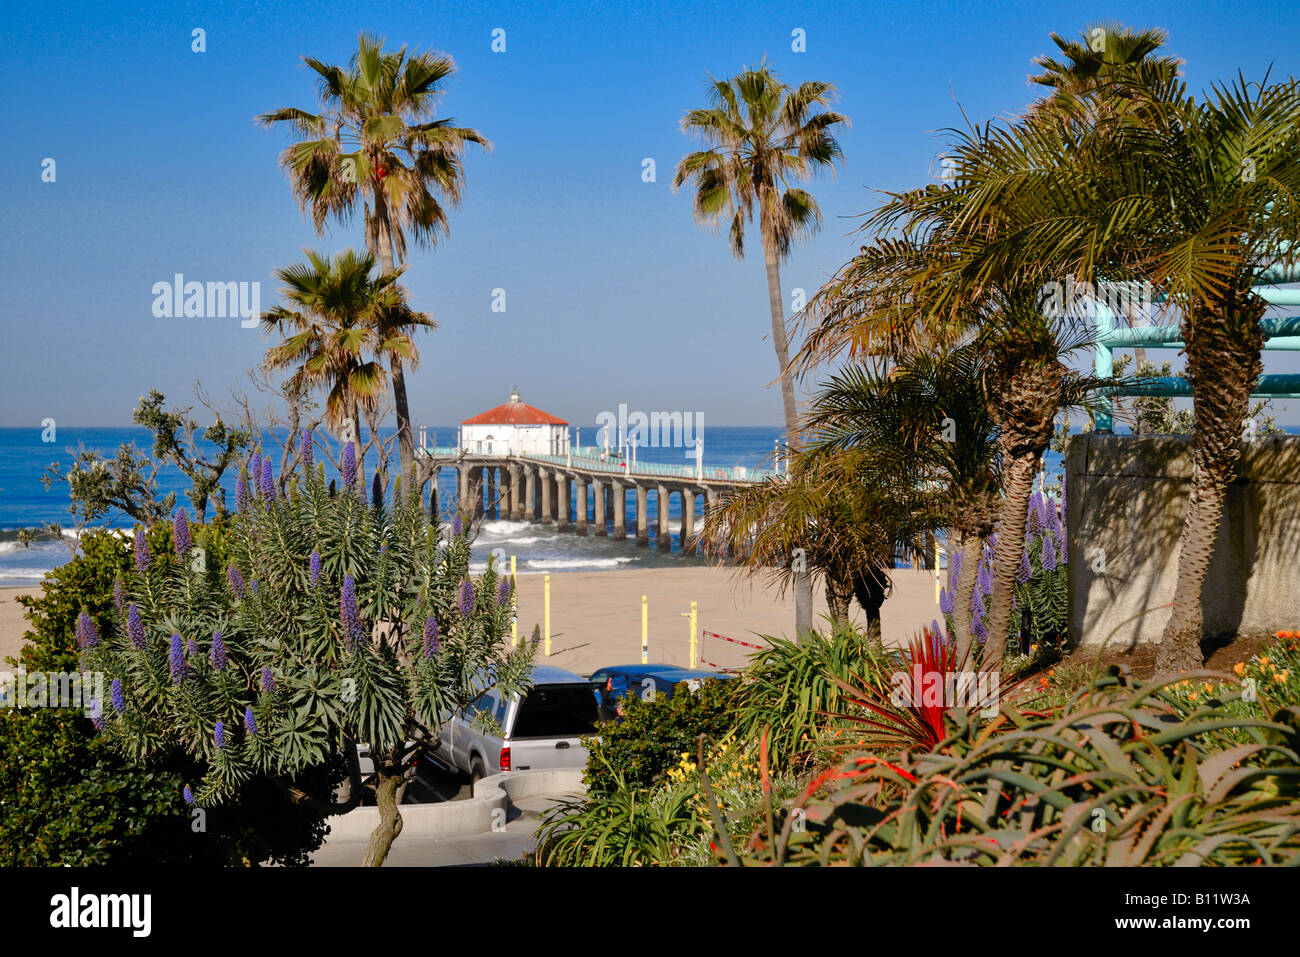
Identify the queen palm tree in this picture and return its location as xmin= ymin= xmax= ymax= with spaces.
xmin=673 ymin=62 xmax=849 ymax=636
xmin=258 ymin=32 xmax=489 ymax=474
xmin=261 ymin=249 xmax=426 ymax=493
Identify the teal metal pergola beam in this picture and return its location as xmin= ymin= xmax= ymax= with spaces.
xmin=1090 ymin=284 xmax=1300 ymax=432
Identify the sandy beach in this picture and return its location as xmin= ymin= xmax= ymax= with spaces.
xmin=0 ymin=568 xmax=940 ymax=674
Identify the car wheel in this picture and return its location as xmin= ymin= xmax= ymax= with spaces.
xmin=469 ymin=756 xmax=486 ymax=786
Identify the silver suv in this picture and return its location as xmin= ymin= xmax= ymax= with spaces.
xmin=432 ymin=665 xmax=601 ymax=783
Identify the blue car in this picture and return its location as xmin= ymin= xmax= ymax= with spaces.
xmin=588 ymin=664 xmax=735 ymax=722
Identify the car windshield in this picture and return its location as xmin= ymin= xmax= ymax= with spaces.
xmin=512 ymin=684 xmax=600 ymax=738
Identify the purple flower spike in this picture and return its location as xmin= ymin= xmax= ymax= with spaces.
xmin=260 ymin=666 xmax=275 ymax=693
xmin=127 ymin=603 xmax=145 ymax=648
xmin=949 ymin=549 xmax=963 ymax=587
xmin=90 ymin=697 xmax=103 ymax=730
xmin=111 ymin=678 xmax=125 ymax=714
xmin=169 ymin=633 xmax=185 ymax=683
xmin=372 ymin=472 xmax=384 ymax=509
xmin=134 ymin=529 xmax=151 ymax=572
xmin=260 ymin=456 xmax=275 ymax=501
xmin=214 ymin=720 xmax=225 ymax=749
xmin=309 ymin=550 xmax=322 ymax=586
xmin=227 ymin=565 xmax=245 ymax=598
xmin=971 ymin=590 xmax=986 ymax=620
xmin=172 ymin=508 xmax=192 ymax=558
xmin=423 ymin=615 xmax=440 ymax=659
xmin=236 ymin=472 xmax=251 ymax=512
xmin=76 ymin=612 xmax=99 ymax=648
xmin=1042 ymin=536 xmax=1058 ymax=572
xmin=939 ymin=587 xmax=954 ymax=616
xmin=342 ymin=442 xmax=356 ymax=491
xmin=300 ymin=428 xmax=313 ymax=469
xmin=249 ymin=580 xmax=259 ymax=595
xmin=244 ymin=706 xmax=256 ymax=736
xmin=113 ymin=577 xmax=125 ymax=613
xmin=497 ymin=579 xmax=511 ymax=607
xmin=976 ymin=561 xmax=993 ymax=598
xmin=183 ymin=785 xmax=195 ymax=806
xmin=972 ymin=617 xmax=989 ymax=645
xmin=340 ymin=575 xmax=364 ymax=652
xmin=186 ymin=638 xmax=198 ymax=665
xmin=459 ymin=581 xmax=474 ymax=617
xmin=1017 ymin=549 xmax=1032 ymax=584
xmin=210 ymin=630 xmax=227 ymax=671
xmin=452 ymin=514 xmax=463 ymax=537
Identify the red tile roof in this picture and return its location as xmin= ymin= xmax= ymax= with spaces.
xmin=462 ymin=401 xmax=568 ymax=426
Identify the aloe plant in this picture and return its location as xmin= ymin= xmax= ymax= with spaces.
xmin=728 ymin=667 xmax=1300 ymax=865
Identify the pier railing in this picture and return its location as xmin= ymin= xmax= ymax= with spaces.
xmin=415 ymin=445 xmax=774 ymax=483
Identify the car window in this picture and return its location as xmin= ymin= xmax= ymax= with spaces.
xmin=512 ymin=684 xmax=600 ymax=738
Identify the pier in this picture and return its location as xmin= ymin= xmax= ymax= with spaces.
xmin=414 ymin=443 xmax=774 ymax=553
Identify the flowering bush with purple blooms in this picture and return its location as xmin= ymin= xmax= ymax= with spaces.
xmin=79 ymin=449 xmax=533 ymax=865
xmin=941 ymin=489 xmax=1068 ymax=654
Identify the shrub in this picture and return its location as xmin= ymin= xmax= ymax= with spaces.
xmin=582 ymin=677 xmax=742 ymax=793
xmin=738 ymin=667 xmax=1300 ymax=866
xmin=734 ymin=624 xmax=897 ymax=770
xmin=83 ymin=452 xmax=532 ymax=865
xmin=0 ymin=528 xmax=327 ymax=865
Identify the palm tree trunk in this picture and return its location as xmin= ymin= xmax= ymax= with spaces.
xmin=761 ymin=235 xmax=812 ymax=637
xmin=371 ymin=198 xmax=416 ymax=478
xmin=984 ymin=452 xmax=1038 ymax=666
xmin=851 ymin=566 xmax=888 ymax=643
xmin=951 ymin=530 xmax=984 ymax=669
xmin=1156 ymin=299 xmax=1264 ymax=673
xmin=825 ymin=575 xmax=852 ymax=629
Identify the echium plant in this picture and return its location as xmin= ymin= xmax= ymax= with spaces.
xmin=80 ymin=442 xmax=532 ymax=867
xmin=939 ymin=487 xmax=1068 ymax=655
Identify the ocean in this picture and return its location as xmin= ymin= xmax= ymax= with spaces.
xmin=0 ymin=425 xmax=795 ymax=585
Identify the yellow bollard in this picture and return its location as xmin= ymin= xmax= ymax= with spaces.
xmin=544 ymin=574 xmax=551 ymax=656
xmin=641 ymin=594 xmax=648 ymax=664
xmin=510 ymin=555 xmax=518 ymax=646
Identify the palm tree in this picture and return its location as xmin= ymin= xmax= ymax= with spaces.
xmin=261 ymin=249 xmax=426 ymax=493
xmin=804 ymin=348 xmax=1003 ymax=667
xmin=673 ymin=61 xmax=849 ymax=636
xmin=1028 ymin=21 xmax=1182 ymax=117
xmin=989 ymin=75 xmax=1300 ymax=670
xmin=699 ymin=444 xmax=925 ymax=639
xmin=258 ymin=32 xmax=489 ymax=475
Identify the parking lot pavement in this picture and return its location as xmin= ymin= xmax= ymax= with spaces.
xmin=310 ymin=792 xmax=574 ymax=867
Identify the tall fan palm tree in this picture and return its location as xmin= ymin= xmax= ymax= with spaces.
xmin=673 ymin=61 xmax=849 ymax=636
xmin=1028 ymin=21 xmax=1182 ymax=115
xmin=261 ymin=249 xmax=426 ymax=492
xmin=258 ymin=32 xmax=489 ymax=474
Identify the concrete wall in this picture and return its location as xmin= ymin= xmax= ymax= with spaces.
xmin=1066 ymin=433 xmax=1300 ymax=651
xmin=326 ymin=768 xmax=585 ymax=842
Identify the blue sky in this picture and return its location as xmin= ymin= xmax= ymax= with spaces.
xmin=1 ymin=0 xmax=1297 ymax=428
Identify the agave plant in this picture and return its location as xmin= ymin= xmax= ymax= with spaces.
xmin=81 ymin=445 xmax=531 ymax=866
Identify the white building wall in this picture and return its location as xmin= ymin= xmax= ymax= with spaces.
xmin=460 ymin=424 xmax=569 ymax=456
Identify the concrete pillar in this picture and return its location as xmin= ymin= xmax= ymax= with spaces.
xmin=592 ymin=479 xmax=606 ymax=536
xmin=557 ymin=473 xmax=570 ymax=532
xmin=457 ymin=466 xmax=470 ymax=523
xmin=613 ymin=482 xmax=627 ymax=540
xmin=540 ymin=469 xmax=553 ymax=525
xmin=472 ymin=467 xmax=484 ymax=519
xmin=635 ymin=483 xmax=648 ymax=547
xmin=681 ymin=488 xmax=696 ymax=554
xmin=525 ymin=467 xmax=538 ymax=522
xmin=486 ymin=468 xmax=497 ymax=520
xmin=576 ymin=478 xmax=589 ymax=536
xmin=509 ymin=465 xmax=524 ymax=520
xmin=657 ymin=484 xmax=672 ymax=550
